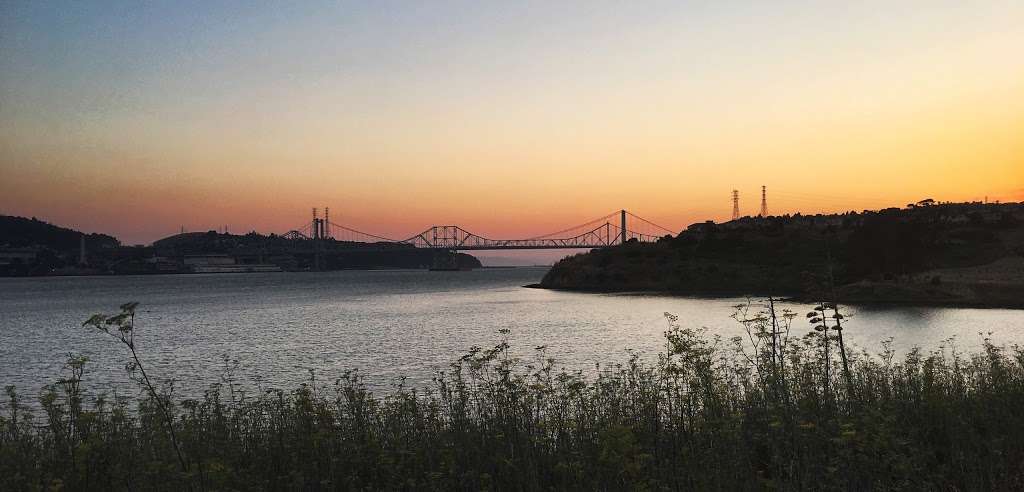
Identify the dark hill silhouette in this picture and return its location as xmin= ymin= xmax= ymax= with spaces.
xmin=0 ymin=215 xmax=119 ymax=250
xmin=540 ymin=202 xmax=1024 ymax=307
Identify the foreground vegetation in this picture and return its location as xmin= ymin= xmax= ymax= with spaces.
xmin=3 ymin=303 xmax=1024 ymax=490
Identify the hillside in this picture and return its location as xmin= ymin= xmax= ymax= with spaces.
xmin=540 ymin=202 xmax=1024 ymax=307
xmin=0 ymin=215 xmax=119 ymax=250
xmin=151 ymin=231 xmax=482 ymax=271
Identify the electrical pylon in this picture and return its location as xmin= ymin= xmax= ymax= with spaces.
xmin=760 ymin=185 xmax=767 ymax=217
xmin=732 ymin=190 xmax=740 ymax=220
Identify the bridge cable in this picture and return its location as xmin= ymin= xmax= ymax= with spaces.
xmin=327 ymin=221 xmax=401 ymax=242
xmin=624 ymin=211 xmax=678 ymax=236
xmin=524 ymin=211 xmax=620 ymax=240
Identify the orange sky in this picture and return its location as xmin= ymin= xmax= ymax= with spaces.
xmin=1 ymin=2 xmax=1022 ymax=246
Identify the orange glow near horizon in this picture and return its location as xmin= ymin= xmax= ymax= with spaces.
xmin=1 ymin=2 xmax=1022 ymax=246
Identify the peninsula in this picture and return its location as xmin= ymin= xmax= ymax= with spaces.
xmin=540 ymin=201 xmax=1024 ymax=308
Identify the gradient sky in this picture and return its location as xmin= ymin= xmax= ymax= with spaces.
xmin=2 ymin=0 xmax=1022 ymax=247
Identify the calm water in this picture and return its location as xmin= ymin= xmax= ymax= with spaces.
xmin=2 ymin=268 xmax=1023 ymax=399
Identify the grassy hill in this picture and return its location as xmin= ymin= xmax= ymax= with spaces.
xmin=541 ymin=202 xmax=1024 ymax=307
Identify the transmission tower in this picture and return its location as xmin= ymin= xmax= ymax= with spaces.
xmin=732 ymin=190 xmax=740 ymax=220
xmin=760 ymin=185 xmax=767 ymax=217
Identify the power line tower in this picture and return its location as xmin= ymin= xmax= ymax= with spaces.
xmin=760 ymin=185 xmax=767 ymax=217
xmin=731 ymin=190 xmax=740 ymax=220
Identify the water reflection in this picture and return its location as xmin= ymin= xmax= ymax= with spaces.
xmin=1 ymin=269 xmax=1021 ymax=400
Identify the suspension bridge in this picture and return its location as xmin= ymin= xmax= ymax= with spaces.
xmin=282 ymin=209 xmax=677 ymax=251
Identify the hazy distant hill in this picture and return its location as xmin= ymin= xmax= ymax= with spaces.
xmin=540 ymin=202 xmax=1024 ymax=307
xmin=151 ymin=230 xmax=482 ymax=270
xmin=0 ymin=215 xmax=120 ymax=251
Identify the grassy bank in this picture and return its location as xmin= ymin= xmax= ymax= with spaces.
xmin=3 ymin=303 xmax=1024 ymax=490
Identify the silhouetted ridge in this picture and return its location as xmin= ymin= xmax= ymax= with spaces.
xmin=0 ymin=215 xmax=119 ymax=250
xmin=541 ymin=201 xmax=1024 ymax=307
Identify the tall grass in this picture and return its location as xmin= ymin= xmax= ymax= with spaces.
xmin=3 ymin=302 xmax=1024 ymax=490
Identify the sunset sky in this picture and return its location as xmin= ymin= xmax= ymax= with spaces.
xmin=2 ymin=1 xmax=1022 ymax=249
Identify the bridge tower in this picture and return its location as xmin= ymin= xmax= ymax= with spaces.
xmin=312 ymin=208 xmax=318 ymax=239
xmin=620 ymin=210 xmax=627 ymax=245
xmin=312 ymin=208 xmax=322 ymax=271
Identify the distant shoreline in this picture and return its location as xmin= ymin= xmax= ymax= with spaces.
xmin=1 ymin=265 xmax=552 ymax=280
